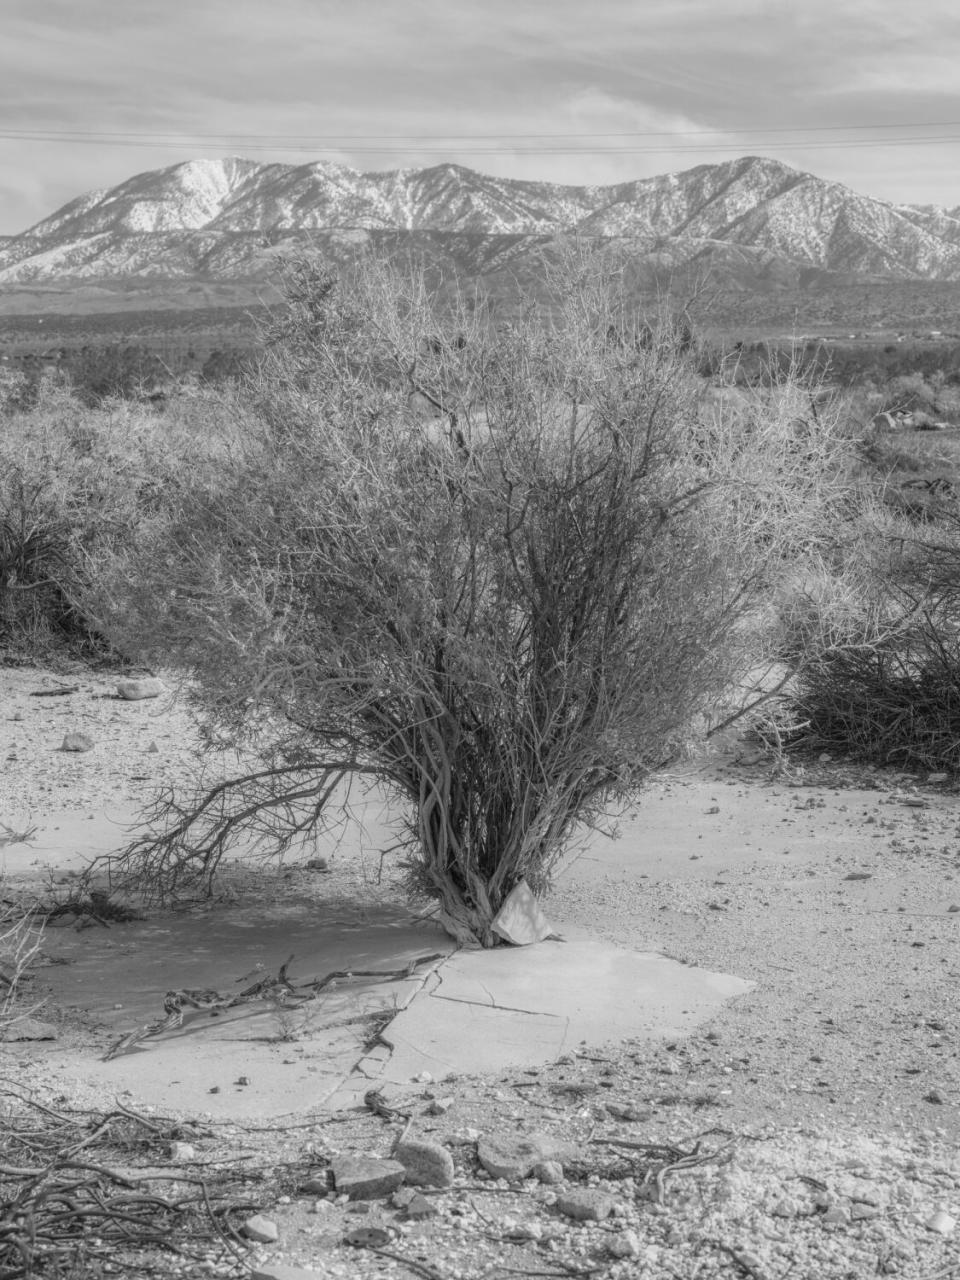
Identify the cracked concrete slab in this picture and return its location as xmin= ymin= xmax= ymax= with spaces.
xmin=9 ymin=808 xmax=754 ymax=1119
xmin=346 ymin=933 xmax=753 ymax=1096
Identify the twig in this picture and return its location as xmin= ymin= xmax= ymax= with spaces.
xmin=356 ymin=1245 xmax=446 ymax=1280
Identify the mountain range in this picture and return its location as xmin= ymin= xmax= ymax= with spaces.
xmin=3 ymin=155 xmax=960 ymax=313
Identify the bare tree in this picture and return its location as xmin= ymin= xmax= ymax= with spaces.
xmin=89 ymin=247 xmax=850 ymax=944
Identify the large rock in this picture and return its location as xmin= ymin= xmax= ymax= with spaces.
xmin=477 ymin=1133 xmax=574 ymax=1181
xmin=394 ymin=1136 xmax=455 ymax=1188
xmin=116 ymin=677 xmax=165 ymax=701
xmin=331 ymin=1154 xmax=405 ymax=1200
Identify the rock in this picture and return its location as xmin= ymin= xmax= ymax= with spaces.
xmin=404 ymin=1192 xmax=439 ymax=1220
xmin=331 ymin=1154 xmax=405 ymax=1200
xmin=252 ymin=1266 xmax=324 ymax=1280
xmin=948 ymin=904 xmax=960 ymax=914
xmin=413 ymin=1071 xmax=433 ymax=1084
xmin=556 ymin=1189 xmax=615 ymax=1222
xmin=923 ymin=1090 xmax=946 ymax=1105
xmin=478 ymin=1133 xmax=574 ymax=1181
xmin=532 ymin=1160 xmax=564 ymax=1185
xmin=394 ymin=1136 xmax=454 ymax=1188
xmin=391 ymin=1187 xmax=417 ymax=1209
xmin=344 ymin=1226 xmax=396 ymax=1248
xmin=850 ymin=1203 xmax=881 ymax=1221
xmin=242 ymin=1214 xmax=279 ymax=1243
xmin=0 ymin=1017 xmax=59 ymax=1042
xmin=61 ymin=732 xmax=94 ymax=752
xmin=426 ymin=1096 xmax=454 ymax=1116
xmin=116 ymin=677 xmax=165 ymax=700
xmin=926 ymin=1209 xmax=956 ymax=1235
xmin=299 ymin=1175 xmax=330 ymax=1195
xmin=822 ymin=1205 xmax=848 ymax=1226
xmin=168 ymin=1141 xmax=196 ymax=1162
xmin=609 ymin=1229 xmax=641 ymax=1258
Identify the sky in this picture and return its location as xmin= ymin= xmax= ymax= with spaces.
xmin=3 ymin=0 xmax=960 ymax=234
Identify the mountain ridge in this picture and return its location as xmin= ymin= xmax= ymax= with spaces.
xmin=4 ymin=155 xmax=960 ymax=296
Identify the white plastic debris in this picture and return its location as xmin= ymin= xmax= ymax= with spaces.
xmin=491 ymin=880 xmax=554 ymax=945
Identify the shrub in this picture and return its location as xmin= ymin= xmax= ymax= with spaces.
xmin=87 ymin=249 xmax=852 ymax=943
xmin=776 ymin=480 xmax=960 ymax=771
xmin=0 ymin=379 xmax=245 ymax=655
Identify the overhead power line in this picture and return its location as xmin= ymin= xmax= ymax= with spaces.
xmin=3 ymin=120 xmax=960 ymax=141
xmin=1 ymin=133 xmax=960 ymax=158
xmin=0 ymin=123 xmax=960 ymax=158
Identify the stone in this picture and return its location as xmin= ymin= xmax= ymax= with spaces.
xmin=116 ymin=677 xmax=165 ymax=701
xmin=532 ymin=1160 xmax=564 ymax=1185
xmin=923 ymin=1090 xmax=946 ymax=1105
xmin=252 ymin=1267 xmax=323 ymax=1280
xmin=331 ymin=1154 xmax=405 ymax=1200
xmin=478 ymin=1133 xmax=574 ymax=1181
xmin=0 ymin=1017 xmax=59 ymax=1042
xmin=299 ymin=1175 xmax=330 ymax=1195
xmin=556 ymin=1189 xmax=615 ymax=1222
xmin=344 ymin=1225 xmax=396 ymax=1248
xmin=926 ymin=1209 xmax=956 ymax=1235
xmin=242 ymin=1214 xmax=279 ymax=1243
xmin=427 ymin=1096 xmax=454 ymax=1116
xmin=609 ymin=1230 xmax=641 ymax=1258
xmin=394 ymin=1136 xmax=455 ymax=1188
xmin=168 ymin=1141 xmax=196 ymax=1162
xmin=405 ymin=1192 xmax=439 ymax=1219
xmin=850 ymin=1203 xmax=881 ymax=1221
xmin=61 ymin=732 xmax=94 ymax=752
xmin=822 ymin=1205 xmax=848 ymax=1226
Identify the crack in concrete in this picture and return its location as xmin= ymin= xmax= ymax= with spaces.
xmin=428 ymin=992 xmax=566 ymax=1019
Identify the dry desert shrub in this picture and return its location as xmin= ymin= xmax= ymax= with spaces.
xmin=85 ymin=248 xmax=853 ymax=943
xmin=0 ymin=375 xmax=248 ymax=653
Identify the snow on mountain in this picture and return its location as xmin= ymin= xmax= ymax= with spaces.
xmin=4 ymin=154 xmax=960 ymax=286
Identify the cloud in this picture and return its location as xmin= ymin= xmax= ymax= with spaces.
xmin=2 ymin=0 xmax=960 ymax=229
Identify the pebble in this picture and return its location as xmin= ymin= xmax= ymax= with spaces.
xmin=168 ymin=1142 xmax=196 ymax=1162
xmin=116 ymin=677 xmax=165 ymax=700
xmin=404 ymin=1192 xmax=439 ymax=1220
xmin=608 ymin=1229 xmax=641 ymax=1258
xmin=926 ymin=1209 xmax=956 ymax=1235
xmin=242 ymin=1214 xmax=279 ymax=1243
xmin=556 ymin=1189 xmax=615 ymax=1222
xmin=822 ymin=1206 xmax=849 ymax=1226
xmin=532 ymin=1160 xmax=564 ymax=1185
xmin=60 ymin=732 xmax=94 ymax=752
xmin=251 ymin=1266 xmax=323 ymax=1280
xmin=850 ymin=1203 xmax=881 ymax=1221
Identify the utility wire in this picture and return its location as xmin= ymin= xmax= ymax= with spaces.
xmin=3 ymin=121 xmax=960 ymax=141
xmin=1 ymin=132 xmax=959 ymax=156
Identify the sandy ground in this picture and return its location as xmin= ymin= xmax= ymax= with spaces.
xmin=2 ymin=660 xmax=959 ymax=1279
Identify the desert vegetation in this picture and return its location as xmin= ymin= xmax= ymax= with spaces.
xmin=5 ymin=249 xmax=960 ymax=939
